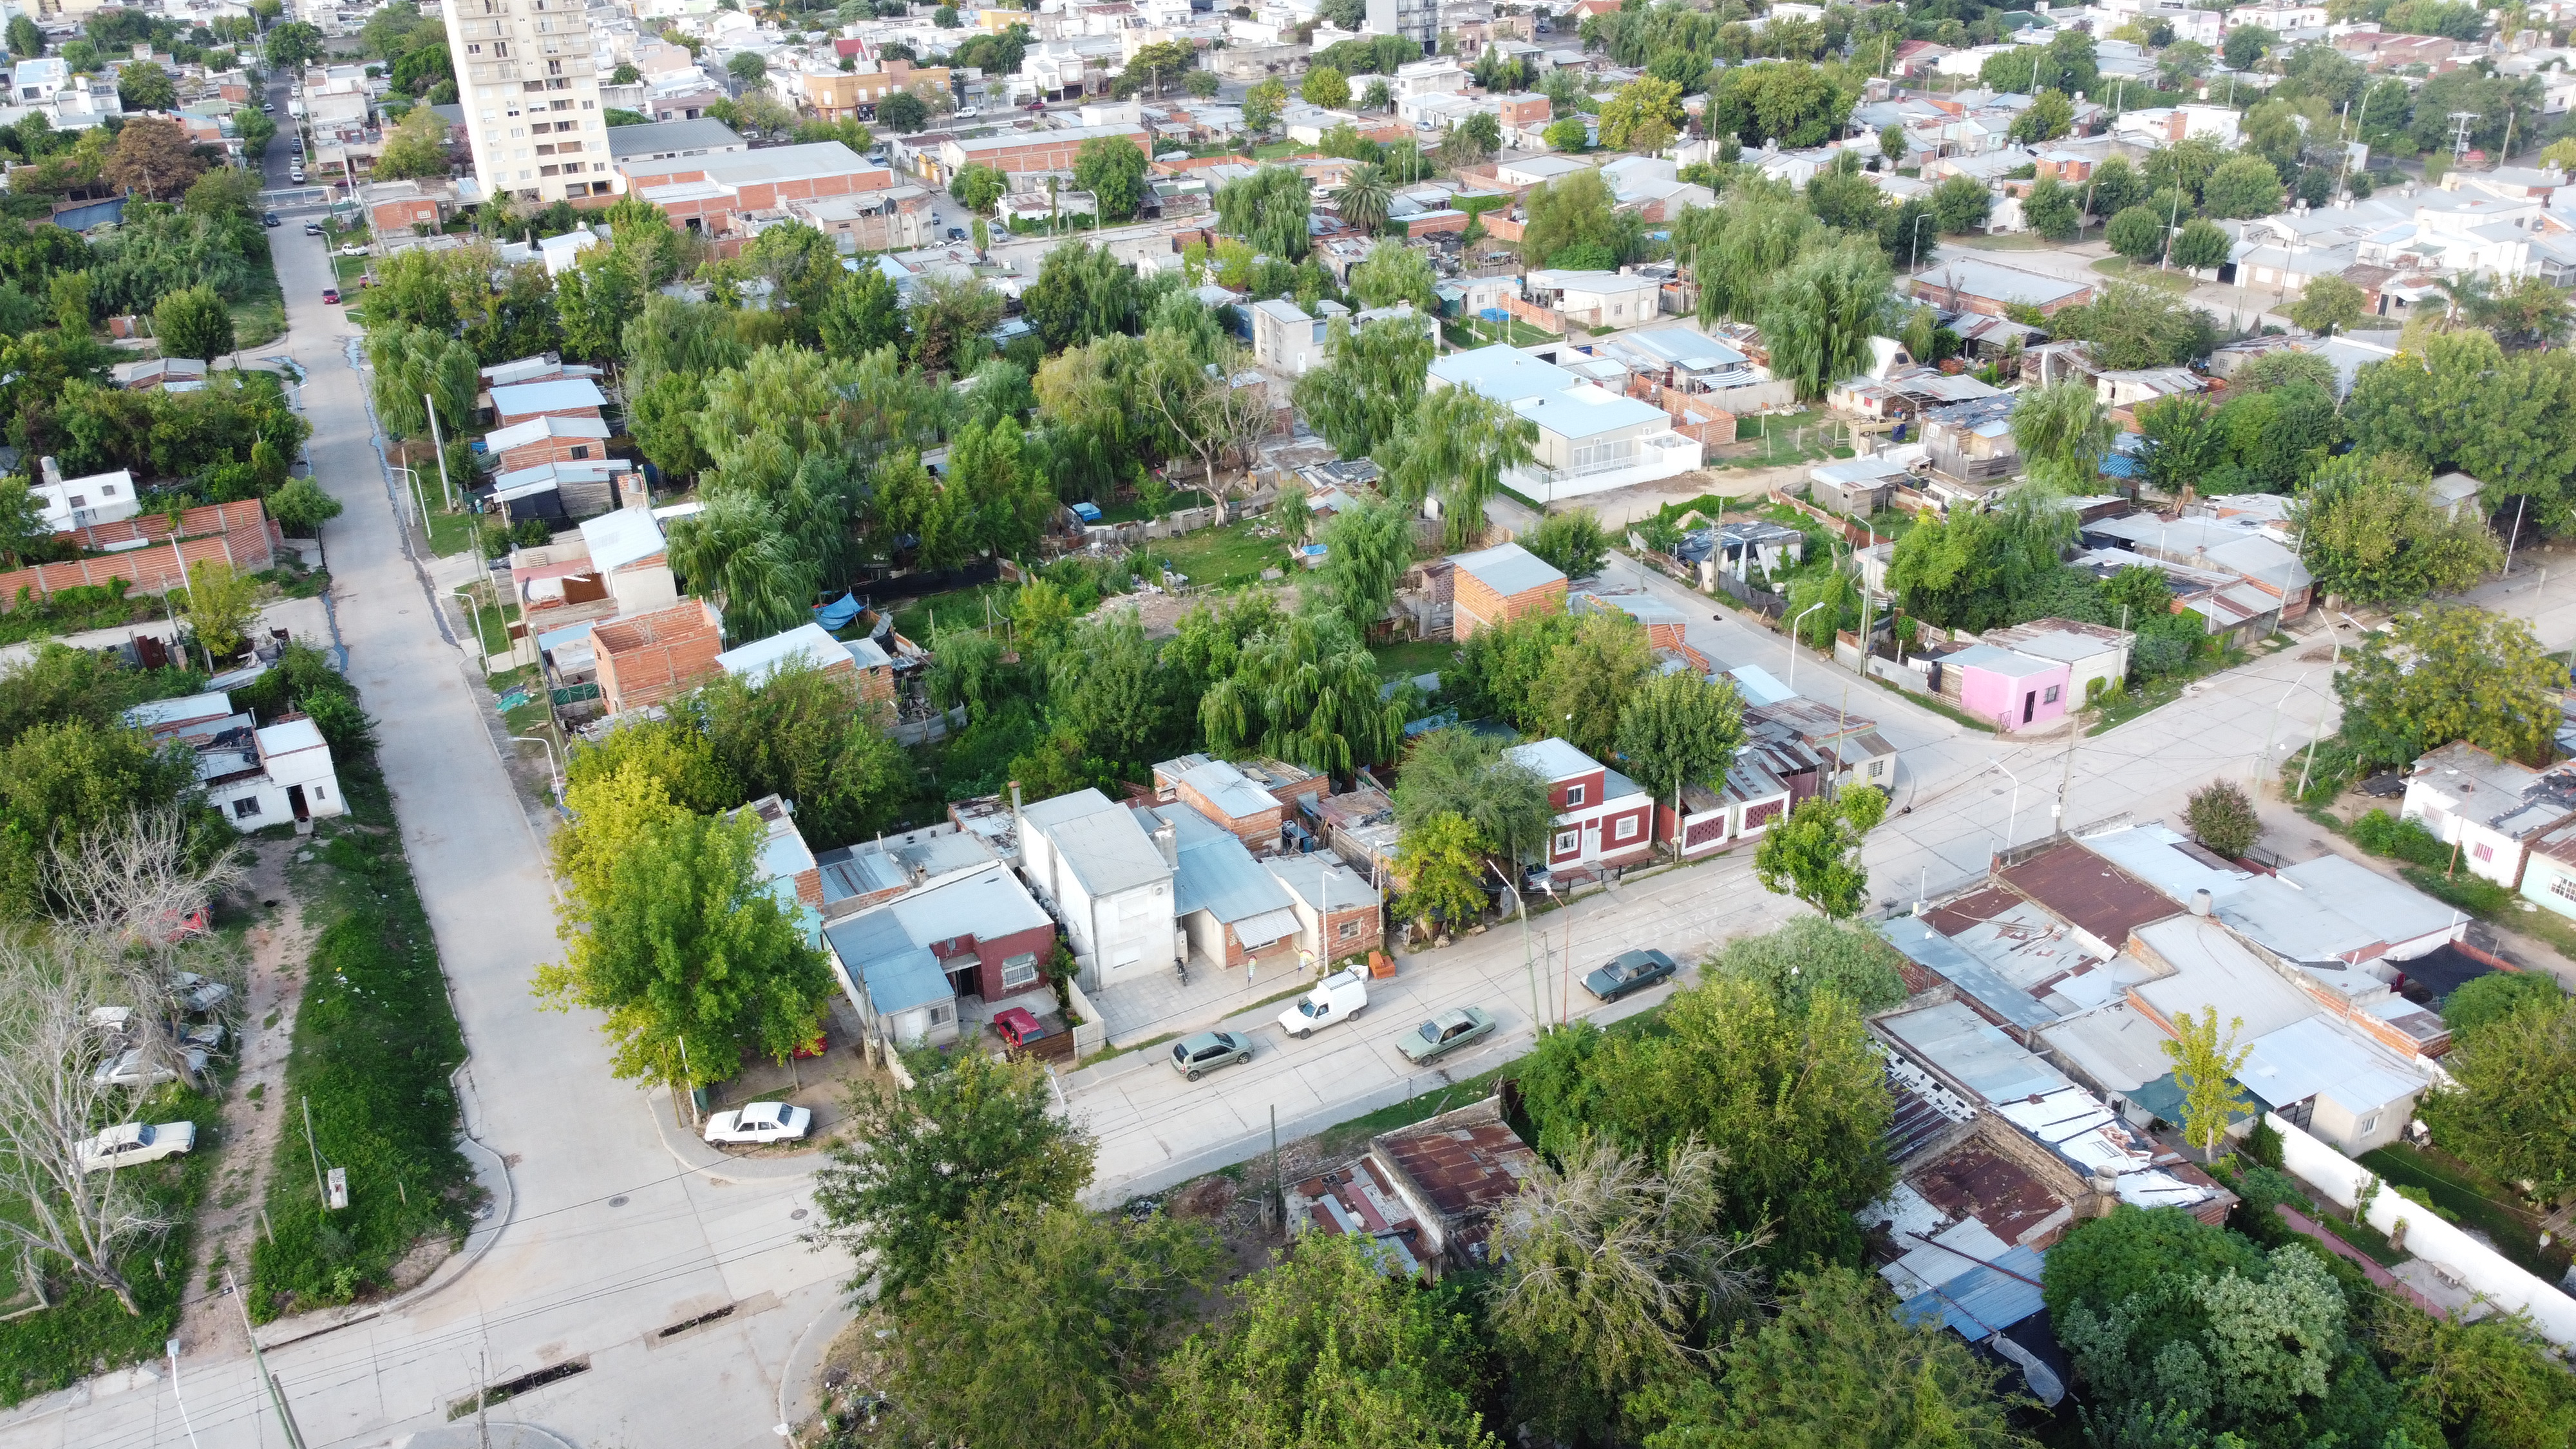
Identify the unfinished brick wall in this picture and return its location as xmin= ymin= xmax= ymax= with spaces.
xmin=0 ymin=500 xmax=275 ymax=611
xmin=593 ymin=600 xmax=724 ymax=714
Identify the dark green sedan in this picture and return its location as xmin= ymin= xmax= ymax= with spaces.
xmin=1396 ymin=1007 xmax=1497 ymax=1065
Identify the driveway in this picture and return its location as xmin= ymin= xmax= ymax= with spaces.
xmin=0 ymin=231 xmax=840 ymax=1449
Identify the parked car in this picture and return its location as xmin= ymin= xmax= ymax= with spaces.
xmin=261 ymin=100 xmax=274 ymax=111
xmin=303 ymin=221 xmax=323 ymax=236
xmin=1584 ymin=948 xmax=1679 ymax=1003
xmin=93 ymin=1046 xmax=209 ymax=1088
xmin=1023 ymin=99 xmax=1046 ymax=111
xmin=170 ymin=973 xmax=231 ymax=1015
xmin=947 ymin=227 xmax=967 ymax=241
xmin=179 ymin=1022 xmax=227 ymax=1054
xmin=76 ymin=1121 xmax=196 ymax=1174
xmin=992 ymin=1007 xmax=1048 ymax=1048
xmin=1396 ymin=1007 xmax=1497 ymax=1065
xmin=1278 ymin=968 xmax=1368 ymax=1040
xmin=262 ymin=211 xmax=281 ymax=227
xmin=954 ymin=106 xmax=979 ymax=118
xmin=323 ymin=287 xmax=341 ymax=305
xmin=701 ymin=1101 xmax=811 ymax=1145
xmin=1170 ymin=1030 xmax=1252 ymax=1081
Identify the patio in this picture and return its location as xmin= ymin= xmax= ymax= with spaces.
xmin=1089 ymin=947 xmax=1339 ymax=1049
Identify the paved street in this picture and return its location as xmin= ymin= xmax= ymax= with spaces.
xmin=0 ymin=227 xmax=840 ymax=1449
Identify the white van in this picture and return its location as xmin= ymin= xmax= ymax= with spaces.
xmin=1279 ymin=967 xmax=1368 ymax=1039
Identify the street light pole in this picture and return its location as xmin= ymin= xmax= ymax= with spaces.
xmin=424 ymin=392 xmax=455 ymax=509
xmin=1489 ymin=862 xmax=1540 ymax=1035
xmin=2261 ymin=667 xmax=2323 ymax=786
xmin=2295 ymin=618 xmax=2357 ymax=800
xmin=453 ymin=585 xmax=493 ymax=675
xmin=1787 ymin=601 xmax=1826 ymax=692
xmin=509 ymin=734 xmax=562 ymax=802
xmin=1991 ymin=758 xmax=2024 ymax=857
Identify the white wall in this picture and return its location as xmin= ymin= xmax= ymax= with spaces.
xmin=2270 ymin=1112 xmax=2576 ymax=1347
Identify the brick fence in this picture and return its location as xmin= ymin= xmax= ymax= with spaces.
xmin=1627 ymin=377 xmax=1739 ymax=447
xmin=0 ymin=500 xmax=276 ymax=612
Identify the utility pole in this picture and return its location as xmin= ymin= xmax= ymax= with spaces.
xmin=229 ymin=1269 xmax=308 ymax=1449
xmin=2449 ymin=110 xmax=2480 ymax=165
xmin=424 ymin=392 xmax=455 ymax=509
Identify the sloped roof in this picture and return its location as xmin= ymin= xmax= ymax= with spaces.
xmin=490 ymin=377 xmax=607 ymax=416
xmin=1023 ymin=788 xmax=1171 ymax=896
xmin=578 ymin=508 xmax=665 ymax=573
xmin=1452 ymin=540 xmax=1566 ymax=596
xmin=1150 ymin=802 xmax=1296 ymax=927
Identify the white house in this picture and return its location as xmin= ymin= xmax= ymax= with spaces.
xmin=574 ymin=508 xmax=681 ymax=616
xmin=2401 ymin=742 xmax=2576 ymax=891
xmin=1521 ymin=269 xmax=1663 ymax=329
xmin=32 ymin=457 xmax=138 ymax=533
xmin=132 ymin=697 xmax=350 ymax=833
xmin=1428 ymin=345 xmax=1704 ymax=504
xmin=1251 ymin=299 xmax=1435 ymax=376
xmin=1015 ymin=787 xmax=1180 ymax=990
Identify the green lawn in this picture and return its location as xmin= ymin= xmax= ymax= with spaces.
xmin=1954 ymin=232 xmax=2056 ymax=251
xmin=888 ymin=580 xmax=1013 ymax=643
xmin=1138 ymin=519 xmax=1294 ymax=592
xmin=1097 ymin=489 xmax=1213 ymax=524
xmin=1370 ymin=638 xmax=1455 ymax=683
xmin=422 ymin=507 xmax=486 ymax=558
xmin=1715 ymin=410 xmax=1844 ymax=470
xmin=1444 ymin=316 xmax=1557 ymax=349
xmin=2091 ymin=256 xmax=2196 ymax=293
xmin=1251 ymin=140 xmax=1307 ymax=160
xmin=2360 ymin=1142 xmax=2570 ymax=1279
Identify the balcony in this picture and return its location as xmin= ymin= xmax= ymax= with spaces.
xmin=1506 ymin=431 xmax=1703 ymax=504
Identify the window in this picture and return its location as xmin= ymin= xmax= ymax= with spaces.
xmin=999 ymin=952 xmax=1039 ymax=991
xmin=1613 ymin=814 xmax=1640 ymax=842
xmin=232 ymin=797 xmax=261 ymax=819
xmin=1869 ymin=759 xmax=1886 ymax=779
xmin=66 ymin=495 xmax=84 ymax=508
xmin=2473 ymin=842 xmax=2494 ymax=862
xmin=1564 ymin=782 xmax=1586 ymax=806
xmin=2357 ymin=1112 xmax=2379 ymax=1135
xmin=312 ymin=786 xmax=327 ymax=800
xmin=2042 ymin=685 xmax=2060 ymax=704
xmin=925 ymin=1001 xmax=954 ymax=1026
xmin=2552 ymin=874 xmax=2576 ymax=904
xmin=1554 ymin=828 xmax=1580 ymax=856
xmin=1337 ymin=918 xmax=1361 ymax=940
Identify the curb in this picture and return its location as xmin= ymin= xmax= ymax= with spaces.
xmin=643 ymin=1086 xmax=826 ymax=1184
xmin=777 ymin=1293 xmax=865 ymax=1435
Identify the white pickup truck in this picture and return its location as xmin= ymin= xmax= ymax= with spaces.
xmin=1278 ymin=968 xmax=1368 ymax=1039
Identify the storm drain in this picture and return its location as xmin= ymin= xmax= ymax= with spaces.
xmin=658 ymin=1304 xmax=736 ymax=1340
xmin=448 ymin=1357 xmax=591 ymax=1419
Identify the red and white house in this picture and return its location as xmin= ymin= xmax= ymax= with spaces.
xmin=1510 ymin=737 xmax=1656 ymax=875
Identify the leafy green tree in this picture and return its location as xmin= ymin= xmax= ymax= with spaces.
xmin=2335 ymin=605 xmax=2565 ymax=768
xmin=1638 ymin=1267 xmax=2034 ymax=1449
xmin=1023 ymin=240 xmax=1137 ymax=352
xmin=1186 ymin=68 xmax=1221 ymax=97
xmin=1517 ymin=167 xmax=1621 ymax=270
xmin=534 ymin=808 xmax=833 ymax=1090
xmin=1347 ymin=235 xmax=1432 ymax=310
xmin=2106 ymin=204 xmax=2166 ymax=263
xmin=1931 ymin=173 xmax=1992 ymax=234
xmin=1752 ymin=785 xmax=1888 ymax=920
xmin=1598 ymin=73 xmax=1685 ymax=153
xmin=1393 ymin=810 xmax=1493 ymax=934
xmin=2022 ymin=175 xmax=2079 ymax=240
xmin=7 ymin=15 xmax=42 ymax=57
xmin=151 ymin=283 xmax=232 ymax=361
xmin=889 ymin=1202 xmax=1220 ymax=1449
xmin=265 ymin=19 xmax=323 ymax=70
xmin=878 ymin=90 xmax=927 ymax=131
xmin=2439 ymin=970 xmax=2563 ymax=1039
xmin=1615 ymin=670 xmax=1747 ymax=818
xmin=1546 ymin=116 xmax=1589 ymax=151
xmin=2185 ymin=779 xmax=2259 ymax=860
xmin=1318 ymin=495 xmax=1414 ymax=627
xmin=2202 ymin=154 xmax=2286 ymax=219
xmin=2289 ymin=274 xmax=2367 ymax=336
xmin=1519 ymin=508 xmax=1607 ymax=580
xmin=2045 ymin=279 xmax=2215 ymax=368
xmin=1215 ymin=164 xmax=1312 ymax=260
xmin=2163 ymin=1004 xmax=2252 ymax=1162
xmin=1392 ymin=728 xmax=1555 ymax=862
xmin=1542 ymin=610 xmax=1657 ymax=762
xmin=726 ymin=50 xmax=766 ymax=83
xmin=1380 ymin=381 xmax=1538 ymax=547
xmin=1302 ymin=64 xmax=1350 ymax=108
xmin=1200 ymin=608 xmax=1404 ymax=773
xmin=2293 ymin=453 xmax=2501 ymax=606
xmin=1439 ymin=110 xmax=1503 ymax=166
xmin=1074 ymin=135 xmax=1149 ymax=220
xmin=817 ymin=267 xmax=907 ymax=360
xmin=1756 ymin=239 xmax=1889 ymax=401
xmin=1331 ymin=164 xmax=1395 ymax=236
xmin=1886 ymin=491 xmax=2077 ymax=632
xmin=2169 ymin=216 xmax=2232 ymax=272
xmin=811 ymin=1047 xmax=1095 ymax=1302
xmin=1161 ymin=1230 xmax=1497 ymax=1448
xmin=906 ymin=272 xmax=1005 ymax=376
xmin=1708 ymin=917 xmax=1908 ymax=1014
xmin=2009 ymin=88 xmax=2074 ymax=144
xmin=2375 ymin=1310 xmax=2576 ymax=1449
xmin=2012 ymin=379 xmax=2117 ymax=489
xmin=1292 ymin=315 xmax=1432 ymax=459
xmin=2345 ymin=328 xmax=2576 ymax=528
xmin=1242 ymin=76 xmax=1286 ymax=133
xmin=180 ymin=559 xmax=260 ymax=659
xmin=2420 ymin=991 xmax=2576 ymax=1204
xmin=691 ymin=659 xmax=909 ymax=844
xmin=267 ymin=476 xmax=343 ymax=537
xmin=115 ymin=61 xmax=173 ymax=113
xmin=1490 ymin=1135 xmax=1761 ymax=1445
xmin=0 ymin=717 xmax=205 ymax=920
xmin=1671 ymin=180 xmax=1823 ymax=324
xmin=374 ymin=104 xmax=451 ymax=180
xmin=1707 ymin=59 xmax=1853 ymax=147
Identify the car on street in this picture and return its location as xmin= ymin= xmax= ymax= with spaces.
xmin=261 ymin=101 xmax=274 ymax=111
xmin=92 ymin=1046 xmax=209 ymax=1088
xmin=1584 ymin=947 xmax=1679 ymax=1003
xmin=1278 ymin=967 xmax=1367 ymax=1039
xmin=262 ymin=211 xmax=281 ymax=227
xmin=1170 ymin=1030 xmax=1251 ymax=1081
xmin=701 ymin=1101 xmax=811 ymax=1144
xmin=947 ymin=227 xmax=966 ymax=241
xmin=323 ymin=287 xmax=341 ymax=304
xmin=76 ymin=1121 xmax=196 ymax=1173
xmin=170 ymin=972 xmax=231 ymax=1014
xmin=304 ymin=222 xmax=323 ymax=236
xmin=1396 ymin=1007 xmax=1497 ymax=1065
xmin=954 ymin=106 xmax=978 ymax=118
xmin=1023 ymin=100 xmax=1046 ymax=111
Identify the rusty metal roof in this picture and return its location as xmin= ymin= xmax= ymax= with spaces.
xmin=1908 ymin=1137 xmax=2074 ymax=1250
xmin=1377 ymin=1117 xmax=1535 ymax=1223
xmin=1998 ymin=840 xmax=2179 ymax=949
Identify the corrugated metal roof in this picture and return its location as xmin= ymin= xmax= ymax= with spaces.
xmin=578 ymin=508 xmax=665 ymax=574
xmin=1883 ymin=916 xmax=2056 ymax=1032
xmin=1506 ymin=735 xmax=1600 ymax=784
xmin=1024 ymin=788 xmax=1170 ymax=896
xmin=1900 ymin=1244 xmax=2047 ymax=1338
xmin=1153 ymin=804 xmax=1296 ymax=926
xmin=1452 ymin=540 xmax=1567 ymax=596
xmin=715 ymin=623 xmax=842 ymax=682
xmin=491 ymin=378 xmax=607 ymax=416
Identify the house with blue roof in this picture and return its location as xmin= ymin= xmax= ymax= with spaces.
xmin=1140 ymin=801 xmax=1307 ymax=973
xmin=822 ymin=863 xmax=1060 ymax=1053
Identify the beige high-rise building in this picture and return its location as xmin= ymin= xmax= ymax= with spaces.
xmin=440 ymin=0 xmax=621 ymax=206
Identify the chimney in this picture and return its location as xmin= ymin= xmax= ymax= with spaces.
xmin=38 ymin=456 xmax=61 ymax=488
xmin=620 ymin=471 xmax=651 ymax=512
xmin=2190 ymin=887 xmax=2213 ymax=916
xmin=1153 ymin=815 xmax=1179 ymax=869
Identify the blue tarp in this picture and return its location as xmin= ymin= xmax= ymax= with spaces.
xmin=813 ymin=592 xmax=864 ymax=630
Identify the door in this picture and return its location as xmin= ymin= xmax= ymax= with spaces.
xmin=287 ymin=784 xmax=309 ymax=821
xmin=2022 ymin=691 xmax=2036 ymax=724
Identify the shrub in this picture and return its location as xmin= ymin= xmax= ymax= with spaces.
xmin=2185 ymin=779 xmax=2259 ymax=860
xmin=2349 ymin=808 xmax=2448 ymax=868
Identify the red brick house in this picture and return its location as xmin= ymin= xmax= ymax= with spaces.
xmin=620 ymin=141 xmax=895 ymax=246
xmin=1264 ymin=855 xmax=1383 ymax=967
xmin=591 ymin=598 xmax=724 ymax=716
xmin=488 ymin=415 xmax=611 ymax=473
xmin=1510 ymin=737 xmax=1656 ymax=874
xmin=1450 ymin=541 xmax=1567 ymax=639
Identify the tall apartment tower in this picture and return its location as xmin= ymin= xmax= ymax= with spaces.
xmin=1364 ymin=0 xmax=1436 ymax=55
xmin=440 ymin=0 xmax=621 ymax=206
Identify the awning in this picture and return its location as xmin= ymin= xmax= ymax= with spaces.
xmin=1233 ymin=907 xmax=1303 ymax=951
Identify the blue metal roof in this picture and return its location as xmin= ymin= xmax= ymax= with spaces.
xmin=1884 ymin=916 xmax=2056 ymax=1034
xmin=1899 ymin=1244 xmax=2047 ymax=1338
xmin=1453 ymin=541 xmax=1566 ymax=597
xmin=1149 ymin=804 xmax=1296 ymax=926
xmin=824 ymin=911 xmax=952 ymax=1016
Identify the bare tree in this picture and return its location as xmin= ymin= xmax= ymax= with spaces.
xmin=1488 ymin=1135 xmax=1766 ymax=1398
xmin=0 ymin=942 xmax=177 ymax=1315
xmin=1205 ymin=346 xmax=1282 ymax=501
xmin=44 ymin=809 xmax=246 ymax=956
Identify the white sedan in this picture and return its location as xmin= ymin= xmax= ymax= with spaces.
xmin=703 ymin=1101 xmax=811 ymax=1145
xmin=93 ymin=1047 xmax=208 ymax=1088
xmin=77 ymin=1121 xmax=196 ymax=1173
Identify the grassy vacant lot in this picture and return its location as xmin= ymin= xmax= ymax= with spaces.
xmin=2360 ymin=1142 xmax=2570 ymax=1279
xmin=2090 ymin=256 xmax=2196 ymax=293
xmin=1370 ymin=638 xmax=1454 ymax=682
xmin=0 ymin=580 xmax=170 ymax=649
xmin=0 ymin=1083 xmax=223 ymax=1407
xmin=1139 ymin=520 xmax=1291 ymax=592
xmin=249 ymin=759 xmax=473 ymax=1323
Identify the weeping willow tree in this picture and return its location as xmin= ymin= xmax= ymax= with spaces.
xmin=1379 ymin=384 xmax=1539 ymax=547
xmin=1755 ymin=239 xmax=1893 ymax=402
xmin=664 ymin=491 xmax=822 ymax=643
xmin=1198 ymin=609 xmax=1405 ymax=775
xmin=1671 ymin=181 xmax=1825 ymax=326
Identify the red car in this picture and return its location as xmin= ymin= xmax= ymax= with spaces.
xmin=992 ymin=1007 xmax=1049 ymax=1048
xmin=322 ymin=287 xmax=340 ymax=304
xmin=1023 ymin=100 xmax=1046 ymax=111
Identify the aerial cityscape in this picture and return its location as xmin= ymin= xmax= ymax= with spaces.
xmin=0 ymin=0 xmax=2571 ymax=1441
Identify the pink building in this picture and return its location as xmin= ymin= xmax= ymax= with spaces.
xmin=1946 ymin=645 xmax=2070 ymax=732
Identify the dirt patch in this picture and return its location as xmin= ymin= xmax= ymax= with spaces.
xmin=384 ymin=1233 xmax=453 ymax=1294
xmin=1117 ymin=582 xmax=1298 ymax=641
xmin=180 ymin=837 xmax=317 ymax=1355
